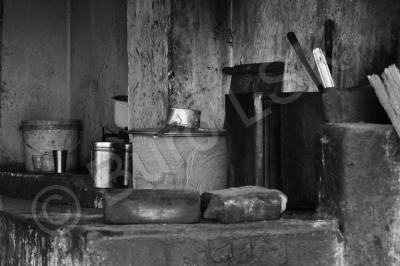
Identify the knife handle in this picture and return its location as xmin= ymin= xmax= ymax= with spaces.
xmin=287 ymin=32 xmax=299 ymax=45
xmin=324 ymin=20 xmax=334 ymax=72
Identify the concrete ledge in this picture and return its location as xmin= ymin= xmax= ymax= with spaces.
xmin=320 ymin=123 xmax=400 ymax=265
xmin=0 ymin=171 xmax=103 ymax=208
xmin=0 ymin=196 xmax=344 ymax=266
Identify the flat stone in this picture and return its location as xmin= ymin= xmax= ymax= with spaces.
xmin=320 ymin=123 xmax=400 ymax=265
xmin=104 ymin=189 xmax=201 ymax=224
xmin=0 ymin=171 xmax=103 ymax=208
xmin=0 ymin=196 xmax=343 ymax=266
xmin=202 ymin=186 xmax=287 ymax=223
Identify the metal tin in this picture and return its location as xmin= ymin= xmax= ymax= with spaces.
xmin=166 ymin=108 xmax=201 ymax=128
xmin=90 ymin=142 xmax=132 ymax=188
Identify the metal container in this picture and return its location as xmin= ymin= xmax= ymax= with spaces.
xmin=166 ymin=108 xmax=201 ymax=128
xmin=90 ymin=142 xmax=132 ymax=188
xmin=52 ymin=150 xmax=68 ymax=174
xmin=112 ymin=95 xmax=128 ymax=129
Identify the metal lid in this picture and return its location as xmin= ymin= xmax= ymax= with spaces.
xmin=91 ymin=142 xmax=115 ymax=149
xmin=91 ymin=142 xmax=132 ymax=150
xmin=21 ymin=120 xmax=81 ymax=130
xmin=128 ymin=128 xmax=225 ymax=137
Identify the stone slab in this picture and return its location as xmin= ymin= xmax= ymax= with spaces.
xmin=104 ymin=189 xmax=201 ymax=224
xmin=320 ymin=123 xmax=400 ymax=265
xmin=202 ymin=186 xmax=287 ymax=223
xmin=0 ymin=196 xmax=343 ymax=265
xmin=0 ymin=171 xmax=103 ymax=208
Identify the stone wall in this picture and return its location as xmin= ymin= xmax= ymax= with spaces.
xmin=0 ymin=0 xmax=70 ymax=167
xmin=70 ymin=0 xmax=128 ymax=162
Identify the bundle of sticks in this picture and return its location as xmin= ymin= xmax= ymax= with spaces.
xmin=368 ymin=65 xmax=400 ymax=136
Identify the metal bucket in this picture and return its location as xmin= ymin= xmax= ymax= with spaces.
xmin=21 ymin=120 xmax=81 ymax=172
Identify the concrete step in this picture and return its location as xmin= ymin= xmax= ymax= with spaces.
xmin=0 ymin=196 xmax=344 ymax=266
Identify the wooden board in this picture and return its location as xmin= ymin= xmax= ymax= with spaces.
xmin=127 ymin=0 xmax=171 ymax=128
xmin=127 ymin=0 xmax=230 ymax=130
xmin=169 ymin=0 xmax=230 ymax=129
xmin=280 ymin=93 xmax=323 ymax=210
xmin=131 ymin=135 xmax=227 ymax=193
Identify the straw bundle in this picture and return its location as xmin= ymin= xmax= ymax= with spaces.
xmin=368 ymin=65 xmax=400 ymax=137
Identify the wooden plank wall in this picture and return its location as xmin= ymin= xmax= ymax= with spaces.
xmin=232 ymin=0 xmax=400 ymax=93
xmin=127 ymin=0 xmax=230 ymax=130
xmin=169 ymin=0 xmax=230 ymax=129
xmin=128 ymin=0 xmax=400 ymax=129
xmin=127 ymin=0 xmax=171 ymax=129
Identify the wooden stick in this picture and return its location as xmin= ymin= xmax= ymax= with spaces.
xmin=368 ymin=65 xmax=400 ymax=137
xmin=313 ymin=48 xmax=334 ymax=88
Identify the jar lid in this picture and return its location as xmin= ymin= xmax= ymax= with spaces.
xmin=91 ymin=142 xmax=132 ymax=151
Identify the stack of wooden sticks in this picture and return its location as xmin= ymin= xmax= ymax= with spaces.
xmin=368 ymin=65 xmax=400 ymax=137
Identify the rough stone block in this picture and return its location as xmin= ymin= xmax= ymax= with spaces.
xmin=320 ymin=123 xmax=400 ymax=265
xmin=104 ymin=189 xmax=201 ymax=224
xmin=202 ymin=186 xmax=287 ymax=223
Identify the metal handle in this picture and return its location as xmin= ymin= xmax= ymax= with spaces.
xmin=287 ymin=32 xmax=324 ymax=92
xmin=154 ymin=122 xmax=178 ymax=138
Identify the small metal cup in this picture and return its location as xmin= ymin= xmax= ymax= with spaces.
xmin=53 ymin=150 xmax=68 ymax=174
xmin=32 ymin=155 xmax=43 ymax=172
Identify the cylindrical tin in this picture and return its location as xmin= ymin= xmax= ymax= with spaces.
xmin=90 ymin=142 xmax=132 ymax=188
xmin=52 ymin=150 xmax=68 ymax=173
